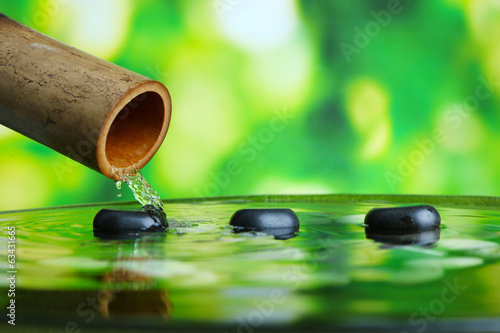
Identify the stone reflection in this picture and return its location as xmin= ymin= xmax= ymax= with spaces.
xmin=365 ymin=227 xmax=441 ymax=247
xmin=95 ymin=232 xmax=172 ymax=320
xmin=232 ymin=226 xmax=299 ymax=240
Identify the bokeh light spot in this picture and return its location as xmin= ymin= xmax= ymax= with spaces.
xmin=216 ymin=0 xmax=300 ymax=53
xmin=346 ymin=78 xmax=391 ymax=160
xmin=51 ymin=0 xmax=132 ymax=60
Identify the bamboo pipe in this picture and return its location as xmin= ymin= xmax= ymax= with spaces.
xmin=0 ymin=13 xmax=172 ymax=180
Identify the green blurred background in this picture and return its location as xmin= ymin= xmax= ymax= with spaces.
xmin=0 ymin=0 xmax=499 ymax=211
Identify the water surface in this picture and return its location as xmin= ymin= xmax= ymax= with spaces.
xmin=1 ymin=194 xmax=500 ymax=332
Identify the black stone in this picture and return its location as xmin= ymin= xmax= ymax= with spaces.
xmin=364 ymin=204 xmax=440 ymax=230
xmin=230 ymin=209 xmax=300 ymax=239
xmin=93 ymin=209 xmax=167 ymax=233
xmin=230 ymin=208 xmax=299 ymax=229
xmin=365 ymin=227 xmax=441 ymax=246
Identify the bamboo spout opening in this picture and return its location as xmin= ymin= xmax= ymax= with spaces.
xmin=97 ymin=82 xmax=171 ymax=180
xmin=106 ymin=92 xmax=164 ymax=167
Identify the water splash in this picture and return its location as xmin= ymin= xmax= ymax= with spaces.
xmin=114 ymin=168 xmax=167 ymax=229
xmin=115 ymin=180 xmax=122 ymax=197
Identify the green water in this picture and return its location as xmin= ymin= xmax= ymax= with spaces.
xmin=1 ymin=195 xmax=500 ymax=332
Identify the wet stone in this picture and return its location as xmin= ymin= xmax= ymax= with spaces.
xmin=93 ymin=209 xmax=168 ymax=233
xmin=364 ymin=204 xmax=440 ymax=230
xmin=230 ymin=209 xmax=300 ymax=239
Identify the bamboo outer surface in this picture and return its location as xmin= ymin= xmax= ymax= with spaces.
xmin=0 ymin=13 xmax=171 ymax=179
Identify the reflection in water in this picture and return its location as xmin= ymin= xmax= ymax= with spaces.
xmin=98 ymin=234 xmax=173 ymax=320
xmin=12 ymin=234 xmax=173 ymax=326
xmin=365 ymin=227 xmax=441 ymax=247
xmin=232 ymin=226 xmax=299 ymax=240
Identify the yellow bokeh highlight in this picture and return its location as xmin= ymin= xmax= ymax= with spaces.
xmin=346 ymin=78 xmax=392 ymax=160
xmin=464 ymin=0 xmax=500 ymax=103
xmin=243 ymin=37 xmax=314 ymax=115
xmin=436 ymin=107 xmax=485 ymax=152
xmin=253 ymin=176 xmax=335 ymax=195
xmin=155 ymin=66 xmax=243 ymax=193
xmin=41 ymin=0 xmax=132 ymax=61
xmin=0 ymin=156 xmax=50 ymax=211
xmin=465 ymin=0 xmax=500 ymax=48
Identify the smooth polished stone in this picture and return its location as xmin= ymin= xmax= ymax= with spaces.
xmin=93 ymin=209 xmax=167 ymax=232
xmin=364 ymin=204 xmax=440 ymax=230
